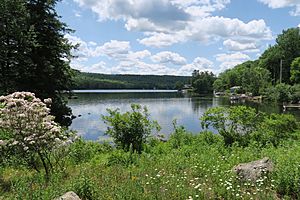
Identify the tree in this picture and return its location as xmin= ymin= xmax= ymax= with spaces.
xmin=213 ymin=61 xmax=271 ymax=95
xmin=276 ymin=28 xmax=300 ymax=84
xmin=201 ymin=106 xmax=264 ymax=146
xmin=102 ymin=104 xmax=161 ymax=153
xmin=0 ymin=0 xmax=75 ymax=126
xmin=291 ymin=57 xmax=300 ymax=84
xmin=259 ymin=28 xmax=300 ymax=84
xmin=192 ymin=71 xmax=216 ymax=94
xmin=0 ymin=0 xmax=35 ymax=94
xmin=259 ymin=45 xmax=282 ymax=84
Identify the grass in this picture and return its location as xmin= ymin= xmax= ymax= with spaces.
xmin=2 ymin=130 xmax=300 ymax=200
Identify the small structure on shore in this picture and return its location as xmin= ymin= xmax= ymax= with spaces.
xmin=283 ymin=103 xmax=300 ymax=111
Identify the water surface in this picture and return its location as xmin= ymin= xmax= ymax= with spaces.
xmin=68 ymin=90 xmax=300 ymax=141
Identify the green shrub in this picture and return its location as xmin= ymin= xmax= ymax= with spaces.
xmin=73 ymin=175 xmax=97 ymax=200
xmin=264 ymin=84 xmax=292 ymax=102
xmin=201 ymin=106 xmax=264 ymax=146
xmin=102 ymin=104 xmax=161 ymax=153
xmin=252 ymin=113 xmax=298 ymax=146
xmin=68 ymin=138 xmax=112 ymax=164
xmin=201 ymin=106 xmax=299 ymax=147
xmin=169 ymin=120 xmax=193 ymax=149
xmin=107 ymin=150 xmax=139 ymax=167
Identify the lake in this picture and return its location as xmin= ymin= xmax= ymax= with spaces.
xmin=68 ymin=90 xmax=300 ymax=141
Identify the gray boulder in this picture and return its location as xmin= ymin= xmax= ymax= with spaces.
xmin=233 ymin=157 xmax=273 ymax=181
xmin=55 ymin=191 xmax=81 ymax=200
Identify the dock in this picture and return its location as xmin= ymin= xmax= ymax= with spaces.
xmin=283 ymin=104 xmax=300 ymax=111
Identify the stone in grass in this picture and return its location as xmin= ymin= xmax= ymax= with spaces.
xmin=55 ymin=191 xmax=81 ymax=200
xmin=233 ymin=157 xmax=274 ymax=181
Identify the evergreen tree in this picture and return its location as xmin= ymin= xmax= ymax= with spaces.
xmin=0 ymin=0 xmax=75 ymax=126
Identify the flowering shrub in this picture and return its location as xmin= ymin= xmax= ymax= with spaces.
xmin=0 ymin=92 xmax=69 ymax=177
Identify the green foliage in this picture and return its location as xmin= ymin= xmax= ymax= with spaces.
xmin=201 ymin=106 xmax=299 ymax=147
xmin=2 ymin=122 xmax=300 ymax=199
xmin=107 ymin=150 xmax=140 ymax=167
xmin=73 ymin=175 xmax=98 ymax=200
xmin=191 ymin=70 xmax=216 ymax=94
xmin=290 ymin=57 xmax=300 ymax=84
xmin=102 ymin=104 xmax=161 ymax=153
xmin=264 ymin=83 xmax=292 ymax=102
xmin=0 ymin=0 xmax=74 ymax=126
xmin=260 ymin=28 xmax=300 ymax=84
xmin=68 ymin=138 xmax=112 ymax=164
xmin=252 ymin=114 xmax=298 ymax=146
xmin=169 ymin=120 xmax=193 ymax=149
xmin=175 ymin=81 xmax=184 ymax=90
xmin=73 ymin=71 xmax=190 ymax=90
xmin=213 ymin=61 xmax=271 ymax=95
xmin=214 ymin=27 xmax=300 ymax=96
xmin=201 ymin=106 xmax=264 ymax=146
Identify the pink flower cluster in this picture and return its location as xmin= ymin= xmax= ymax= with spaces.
xmin=0 ymin=92 xmax=66 ymax=152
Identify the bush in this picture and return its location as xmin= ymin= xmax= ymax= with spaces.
xmin=264 ymin=84 xmax=292 ymax=102
xmin=201 ymin=106 xmax=299 ymax=147
xmin=102 ymin=104 xmax=160 ymax=153
xmin=0 ymin=92 xmax=71 ymax=178
xmin=169 ymin=120 xmax=193 ymax=149
xmin=201 ymin=106 xmax=264 ymax=146
xmin=68 ymin=138 xmax=112 ymax=164
xmin=73 ymin=175 xmax=98 ymax=200
xmin=252 ymin=113 xmax=298 ymax=146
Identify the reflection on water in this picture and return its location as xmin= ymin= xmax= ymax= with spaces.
xmin=68 ymin=91 xmax=300 ymax=141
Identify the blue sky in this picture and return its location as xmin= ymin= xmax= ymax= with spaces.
xmin=56 ymin=0 xmax=300 ymax=76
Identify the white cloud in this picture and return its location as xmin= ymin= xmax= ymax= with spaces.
xmin=138 ymin=32 xmax=186 ymax=47
xmin=65 ymin=34 xmax=94 ymax=61
xmin=216 ymin=52 xmax=251 ymax=70
xmin=178 ymin=57 xmax=214 ymax=75
xmin=138 ymin=17 xmax=272 ymax=48
xmin=74 ymin=0 xmax=272 ymax=48
xmin=223 ymin=39 xmax=259 ymax=52
xmin=94 ymin=40 xmax=130 ymax=59
xmin=258 ymin=0 xmax=300 ymax=16
xmin=151 ymin=51 xmax=187 ymax=65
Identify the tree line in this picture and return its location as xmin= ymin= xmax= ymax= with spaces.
xmin=72 ymin=71 xmax=191 ymax=90
xmin=192 ymin=27 xmax=300 ymax=100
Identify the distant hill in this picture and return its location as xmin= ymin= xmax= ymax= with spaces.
xmin=72 ymin=71 xmax=191 ymax=90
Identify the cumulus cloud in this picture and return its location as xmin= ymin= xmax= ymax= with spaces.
xmin=151 ymin=51 xmax=187 ymax=65
xmin=223 ymin=39 xmax=260 ymax=52
xmin=258 ymin=0 xmax=300 ymax=16
xmin=74 ymin=0 xmax=272 ymax=48
xmin=216 ymin=52 xmax=251 ymax=70
xmin=65 ymin=34 xmax=95 ymax=61
xmin=94 ymin=40 xmax=130 ymax=59
xmin=178 ymin=57 xmax=214 ymax=75
xmin=66 ymin=34 xmax=220 ymax=75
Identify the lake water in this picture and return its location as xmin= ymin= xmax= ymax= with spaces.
xmin=68 ymin=90 xmax=300 ymax=141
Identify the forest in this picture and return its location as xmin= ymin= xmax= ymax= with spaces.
xmin=72 ymin=71 xmax=191 ymax=90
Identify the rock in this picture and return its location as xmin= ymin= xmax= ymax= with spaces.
xmin=233 ymin=157 xmax=273 ymax=181
xmin=55 ymin=191 xmax=81 ymax=200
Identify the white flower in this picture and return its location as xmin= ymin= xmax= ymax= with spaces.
xmin=194 ymin=184 xmax=201 ymax=189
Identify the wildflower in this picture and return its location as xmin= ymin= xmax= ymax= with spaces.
xmin=194 ymin=184 xmax=201 ymax=189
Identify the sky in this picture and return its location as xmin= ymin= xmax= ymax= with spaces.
xmin=56 ymin=0 xmax=300 ymax=76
